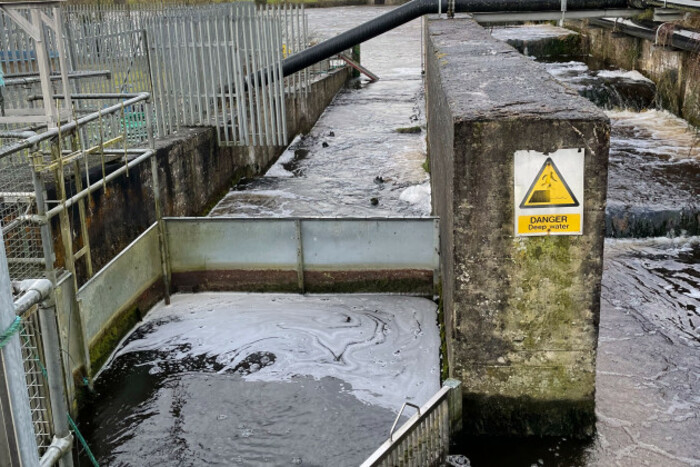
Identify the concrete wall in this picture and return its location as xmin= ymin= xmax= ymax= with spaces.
xmin=575 ymin=22 xmax=700 ymax=127
xmin=426 ymin=18 xmax=609 ymax=437
xmin=51 ymin=68 xmax=349 ymax=396
xmin=63 ymin=216 xmax=437 ymax=408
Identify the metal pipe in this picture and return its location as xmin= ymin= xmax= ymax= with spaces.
xmin=12 ymin=279 xmax=52 ymax=316
xmin=631 ymin=0 xmax=700 ymax=12
xmin=0 ymin=229 xmax=40 ymax=467
xmin=26 ymin=93 xmax=143 ymax=102
xmin=278 ymin=0 xmax=631 ymax=79
xmin=471 ymin=8 xmax=641 ymax=21
xmin=0 ymin=130 xmax=37 ymax=138
xmin=1 ymin=71 xmax=112 ymax=87
xmin=590 ymin=17 xmax=700 ymax=53
xmin=39 ymin=434 xmax=73 ymax=467
xmin=38 ymin=299 xmax=74 ymax=467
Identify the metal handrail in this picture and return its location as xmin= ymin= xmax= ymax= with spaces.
xmin=0 ymin=91 xmax=150 ymax=160
xmin=389 ymin=402 xmax=421 ymax=441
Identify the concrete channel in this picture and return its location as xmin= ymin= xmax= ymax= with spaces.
xmin=77 ymin=7 xmax=699 ymax=467
xmin=2 ymin=3 xmax=698 ymax=466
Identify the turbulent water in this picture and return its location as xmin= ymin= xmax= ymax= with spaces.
xmin=210 ymin=7 xmax=430 ymax=218
xmin=81 ymin=294 xmax=440 ymax=466
xmin=543 ymin=60 xmax=700 ymax=237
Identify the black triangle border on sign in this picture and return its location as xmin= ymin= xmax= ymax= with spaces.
xmin=519 ymin=157 xmax=580 ymax=209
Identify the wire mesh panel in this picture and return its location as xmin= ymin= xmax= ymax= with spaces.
xmin=0 ymin=148 xmax=44 ymax=281
xmin=19 ymin=305 xmax=53 ymax=456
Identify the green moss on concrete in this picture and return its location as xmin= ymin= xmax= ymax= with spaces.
xmin=634 ymin=8 xmax=654 ymax=21
xmin=88 ymin=305 xmax=142 ymax=374
xmin=510 ymin=236 xmax=578 ymax=357
xmin=656 ymin=69 xmax=681 ymax=115
xmin=395 ymin=125 xmax=422 ymax=134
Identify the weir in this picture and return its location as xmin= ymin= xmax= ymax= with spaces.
xmin=0 ymin=0 xmax=698 ymax=465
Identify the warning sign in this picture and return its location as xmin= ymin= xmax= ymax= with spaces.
xmin=520 ymin=158 xmax=579 ymax=208
xmin=514 ymin=149 xmax=584 ymax=237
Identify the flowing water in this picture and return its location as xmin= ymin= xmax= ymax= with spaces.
xmin=80 ymin=294 xmax=440 ymax=466
xmin=81 ymin=13 xmax=700 ymax=467
xmin=210 ymin=7 xmax=430 ymax=218
xmin=544 ymin=60 xmax=699 ymax=238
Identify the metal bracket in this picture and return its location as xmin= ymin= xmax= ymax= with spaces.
xmin=560 ymin=0 xmax=568 ymax=26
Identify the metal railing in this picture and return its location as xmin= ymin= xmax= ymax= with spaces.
xmin=0 ymin=91 xmax=154 ymax=285
xmin=62 ymin=2 xmax=317 ymax=147
xmin=4 ymin=277 xmax=77 ymax=467
xmin=361 ymin=379 xmax=463 ymax=467
xmin=1 ymin=3 xmax=346 ymax=148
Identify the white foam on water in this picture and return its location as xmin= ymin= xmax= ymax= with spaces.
xmin=114 ymin=293 xmax=441 ymax=411
xmin=597 ymin=69 xmax=653 ymax=83
xmin=607 ymin=109 xmax=700 ymax=160
xmin=265 ymin=135 xmax=303 ymax=178
xmin=489 ymin=24 xmax=578 ymax=41
xmin=400 ymin=182 xmax=432 ymax=213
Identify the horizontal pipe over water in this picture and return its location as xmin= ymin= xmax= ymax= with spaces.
xmin=280 ymin=0 xmax=631 ymax=77
xmin=590 ymin=18 xmax=700 ymax=52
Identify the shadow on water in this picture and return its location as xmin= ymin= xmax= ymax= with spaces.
xmin=453 ymin=435 xmax=592 ymax=467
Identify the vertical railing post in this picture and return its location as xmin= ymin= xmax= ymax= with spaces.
xmin=444 ymin=378 xmax=462 ymax=438
xmin=38 ymin=297 xmax=74 ymax=467
xmin=30 ymin=150 xmax=77 ymax=406
xmin=146 ymin=100 xmax=171 ymax=305
xmin=0 ymin=229 xmax=40 ymax=467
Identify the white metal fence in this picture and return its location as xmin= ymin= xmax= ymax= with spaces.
xmin=1 ymin=2 xmax=345 ymax=149
xmin=62 ymin=2 xmax=326 ymax=147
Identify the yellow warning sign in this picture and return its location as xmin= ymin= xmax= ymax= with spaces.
xmin=520 ymin=158 xmax=579 ymax=208
xmin=517 ymin=214 xmax=581 ymax=235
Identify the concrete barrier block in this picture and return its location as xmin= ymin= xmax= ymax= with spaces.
xmin=427 ymin=17 xmax=609 ymax=437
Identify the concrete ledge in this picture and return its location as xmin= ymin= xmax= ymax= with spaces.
xmin=426 ymin=18 xmax=609 ymax=437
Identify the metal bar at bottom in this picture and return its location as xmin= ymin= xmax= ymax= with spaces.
xmin=471 ymin=8 xmax=641 ymax=22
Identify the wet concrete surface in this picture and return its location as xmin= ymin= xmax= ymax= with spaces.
xmin=79 ymin=16 xmax=700 ymax=467
xmin=457 ymin=237 xmax=700 ymax=466
xmin=452 ymin=26 xmax=700 ymax=466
